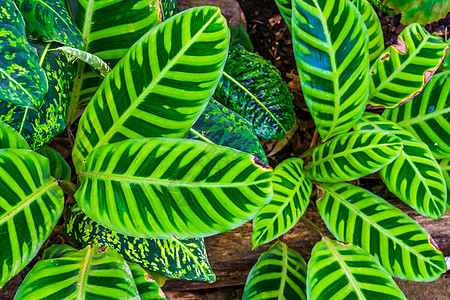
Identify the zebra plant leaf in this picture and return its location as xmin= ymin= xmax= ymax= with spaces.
xmin=74 ymin=138 xmax=273 ymax=239
xmin=39 ymin=145 xmax=71 ymax=181
xmin=14 ymin=0 xmax=84 ymax=49
xmin=307 ymin=238 xmax=406 ymax=300
xmin=351 ymin=0 xmax=384 ymax=65
xmin=292 ymin=0 xmax=370 ymax=141
xmin=305 ymin=130 xmax=403 ymax=183
xmin=72 ymin=6 xmax=230 ymax=169
xmin=0 ymin=149 xmax=64 ymax=287
xmin=214 ymin=45 xmax=295 ymax=139
xmin=185 ymin=98 xmax=268 ymax=164
xmin=0 ymin=120 xmax=30 ymax=149
xmin=440 ymin=159 xmax=450 ymax=210
xmin=126 ymin=262 xmax=167 ymax=300
xmin=252 ymin=158 xmax=312 ymax=249
xmin=243 ymin=241 xmax=307 ymax=300
xmin=369 ymin=23 xmax=448 ymax=108
xmin=384 ymin=0 xmax=450 ymax=25
xmin=0 ymin=0 xmax=48 ymax=109
xmin=355 ymin=112 xmax=447 ymax=219
xmin=41 ymin=244 xmax=79 ymax=259
xmin=383 ymin=71 xmax=450 ymax=159
xmin=14 ymin=244 xmax=139 ymax=299
xmin=274 ymin=0 xmax=293 ymax=31
xmin=64 ymin=208 xmax=215 ymax=282
xmin=67 ymin=0 xmax=177 ymax=124
xmin=317 ymin=182 xmax=446 ymax=281
xmin=57 ymin=46 xmax=111 ymax=78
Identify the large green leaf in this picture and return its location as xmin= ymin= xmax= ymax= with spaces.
xmin=351 ymin=0 xmax=384 ymax=65
xmin=383 ymin=71 xmax=450 ymax=159
xmin=0 ymin=40 xmax=77 ymax=150
xmin=39 ymin=145 xmax=71 ymax=181
xmin=292 ymin=0 xmax=370 ymax=141
xmin=243 ymin=241 xmax=307 ymax=300
xmin=126 ymin=262 xmax=167 ymax=300
xmin=384 ymin=0 xmax=450 ymax=25
xmin=274 ymin=0 xmax=293 ymax=31
xmin=252 ymin=158 xmax=311 ymax=249
xmin=0 ymin=149 xmax=64 ymax=287
xmin=305 ymin=130 xmax=403 ymax=183
xmin=214 ymin=45 xmax=295 ymax=139
xmin=14 ymin=0 xmax=84 ymax=49
xmin=317 ymin=182 xmax=446 ymax=281
xmin=0 ymin=0 xmax=48 ymax=109
xmin=14 ymin=244 xmax=140 ymax=299
xmin=185 ymin=98 xmax=268 ymax=164
xmin=72 ymin=6 xmax=230 ymax=169
xmin=307 ymin=238 xmax=406 ymax=300
xmin=74 ymin=138 xmax=273 ymax=239
xmin=369 ymin=23 xmax=448 ymax=108
xmin=0 ymin=120 xmax=30 ymax=149
xmin=439 ymin=158 xmax=450 ymax=210
xmin=65 ymin=208 xmax=215 ymax=282
xmin=355 ymin=112 xmax=447 ymax=219
xmin=66 ymin=0 xmax=177 ymax=124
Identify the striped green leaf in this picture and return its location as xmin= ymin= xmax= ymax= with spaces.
xmin=127 ymin=262 xmax=167 ymax=300
xmin=292 ymin=0 xmax=370 ymax=141
xmin=72 ymin=6 xmax=230 ymax=169
xmin=57 ymin=46 xmax=111 ymax=78
xmin=14 ymin=0 xmax=85 ymax=49
xmin=185 ymin=98 xmax=268 ymax=164
xmin=351 ymin=0 xmax=384 ymax=65
xmin=252 ymin=158 xmax=311 ymax=249
xmin=383 ymin=71 xmax=450 ymax=159
xmin=369 ymin=23 xmax=448 ymax=108
xmin=65 ymin=208 xmax=215 ymax=282
xmin=384 ymin=0 xmax=450 ymax=25
xmin=317 ymin=182 xmax=446 ymax=281
xmin=439 ymin=159 xmax=450 ymax=210
xmin=355 ymin=112 xmax=447 ymax=219
xmin=0 ymin=120 xmax=30 ymax=149
xmin=307 ymin=237 xmax=406 ymax=300
xmin=274 ymin=0 xmax=293 ymax=31
xmin=75 ymin=138 xmax=273 ymax=239
xmin=39 ymin=145 xmax=71 ymax=181
xmin=0 ymin=0 xmax=48 ymax=109
xmin=214 ymin=45 xmax=295 ymax=139
xmin=0 ymin=149 xmax=64 ymax=287
xmin=305 ymin=130 xmax=403 ymax=183
xmin=15 ymin=244 xmax=139 ymax=299
xmin=66 ymin=0 xmax=177 ymax=124
xmin=41 ymin=244 xmax=79 ymax=259
xmin=243 ymin=241 xmax=307 ymax=300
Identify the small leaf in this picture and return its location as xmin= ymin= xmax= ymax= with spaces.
xmin=126 ymin=262 xmax=167 ymax=300
xmin=57 ymin=46 xmax=111 ymax=78
xmin=39 ymin=145 xmax=71 ymax=181
xmin=384 ymin=0 xmax=450 ymax=25
xmin=0 ymin=120 xmax=30 ymax=149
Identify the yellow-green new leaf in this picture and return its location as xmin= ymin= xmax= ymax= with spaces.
xmin=126 ymin=262 xmax=167 ymax=300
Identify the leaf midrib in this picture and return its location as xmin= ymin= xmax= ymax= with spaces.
xmin=397 ymin=106 xmax=450 ymax=127
xmin=0 ymin=68 xmax=34 ymax=106
xmin=278 ymin=243 xmax=288 ymax=300
xmin=77 ymin=245 xmax=93 ymax=299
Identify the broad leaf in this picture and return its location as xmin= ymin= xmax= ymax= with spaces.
xmin=243 ymin=241 xmax=307 ymax=300
xmin=41 ymin=244 xmax=79 ymax=259
xmin=274 ymin=0 xmax=293 ymax=32
xmin=355 ymin=112 xmax=447 ymax=219
xmin=14 ymin=0 xmax=84 ymax=49
xmin=0 ymin=149 xmax=64 ymax=287
xmin=67 ymin=0 xmax=178 ymax=124
xmin=72 ymin=6 xmax=230 ymax=169
xmin=317 ymin=182 xmax=446 ymax=281
xmin=351 ymin=0 xmax=384 ymax=65
xmin=384 ymin=0 xmax=450 ymax=25
xmin=185 ymin=98 xmax=268 ymax=164
xmin=15 ymin=244 xmax=139 ymax=299
xmin=127 ymin=262 xmax=167 ymax=300
xmin=440 ymin=159 xmax=450 ymax=210
xmin=0 ymin=0 xmax=47 ymax=109
xmin=0 ymin=120 xmax=30 ymax=149
xmin=252 ymin=158 xmax=311 ymax=248
xmin=57 ymin=46 xmax=111 ymax=78
xmin=39 ymin=145 xmax=71 ymax=181
xmin=292 ymin=0 xmax=370 ymax=141
xmin=369 ymin=23 xmax=448 ymax=108
xmin=383 ymin=71 xmax=450 ymax=159
xmin=214 ymin=45 xmax=295 ymax=139
xmin=305 ymin=130 xmax=403 ymax=183
xmin=307 ymin=238 xmax=406 ymax=300
xmin=74 ymin=138 xmax=273 ymax=239
xmin=65 ymin=208 xmax=215 ymax=282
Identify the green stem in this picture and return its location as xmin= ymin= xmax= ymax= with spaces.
xmin=189 ymin=128 xmax=214 ymax=144
xmin=58 ymin=180 xmax=78 ymax=196
xmin=39 ymin=43 xmax=52 ymax=67
xmin=298 ymin=145 xmax=318 ymax=159
xmin=300 ymin=216 xmax=323 ymax=235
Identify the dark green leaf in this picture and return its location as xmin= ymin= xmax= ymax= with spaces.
xmin=39 ymin=145 xmax=71 ymax=181
xmin=384 ymin=0 xmax=450 ymax=25
xmin=0 ymin=120 xmax=30 ymax=149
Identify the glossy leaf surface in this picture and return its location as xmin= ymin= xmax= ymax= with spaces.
xmin=369 ymin=23 xmax=448 ymax=108
xmin=15 ymin=0 xmax=84 ymax=49
xmin=214 ymin=45 xmax=295 ymax=139
xmin=39 ymin=145 xmax=71 ymax=181
xmin=355 ymin=112 xmax=447 ymax=219
xmin=384 ymin=0 xmax=450 ymax=25
xmin=65 ymin=209 xmax=215 ymax=282
xmin=0 ymin=149 xmax=63 ymax=287
xmin=57 ymin=46 xmax=111 ymax=78
xmin=292 ymin=0 xmax=370 ymax=141
xmin=305 ymin=130 xmax=403 ymax=183
xmin=383 ymin=71 xmax=450 ymax=159
xmin=252 ymin=158 xmax=311 ymax=248
xmin=307 ymin=238 xmax=406 ymax=300
xmin=0 ymin=0 xmax=47 ymax=109
xmin=127 ymin=262 xmax=167 ymax=300
xmin=0 ymin=120 xmax=30 ymax=149
xmin=15 ymin=244 xmax=139 ymax=299
xmin=243 ymin=242 xmax=307 ymax=300
xmin=185 ymin=98 xmax=268 ymax=164
xmin=72 ymin=7 xmax=230 ymax=169
xmin=317 ymin=182 xmax=446 ymax=281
